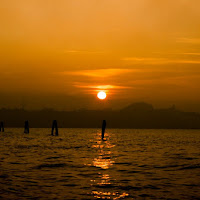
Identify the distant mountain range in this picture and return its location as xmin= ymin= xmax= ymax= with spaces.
xmin=1 ymin=102 xmax=200 ymax=129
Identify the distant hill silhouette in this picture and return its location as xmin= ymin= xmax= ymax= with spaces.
xmin=1 ymin=102 xmax=200 ymax=129
xmin=121 ymin=102 xmax=154 ymax=112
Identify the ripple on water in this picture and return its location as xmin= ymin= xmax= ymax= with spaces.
xmin=35 ymin=163 xmax=67 ymax=169
xmin=0 ymin=128 xmax=200 ymax=200
xmin=179 ymin=164 xmax=200 ymax=170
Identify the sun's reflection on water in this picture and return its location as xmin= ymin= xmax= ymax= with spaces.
xmin=92 ymin=150 xmax=114 ymax=170
xmin=89 ymin=132 xmax=129 ymax=199
xmin=92 ymin=132 xmax=115 ymax=170
xmin=98 ymin=174 xmax=110 ymax=186
xmin=92 ymin=190 xmax=129 ymax=200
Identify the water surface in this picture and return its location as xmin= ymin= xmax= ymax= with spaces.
xmin=0 ymin=129 xmax=200 ymax=199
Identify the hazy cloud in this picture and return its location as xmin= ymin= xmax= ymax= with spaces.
xmin=64 ymin=50 xmax=104 ymax=54
xmin=61 ymin=68 xmax=135 ymax=78
xmin=74 ymin=84 xmax=131 ymax=90
xmin=122 ymin=57 xmax=200 ymax=65
xmin=176 ymin=37 xmax=200 ymax=44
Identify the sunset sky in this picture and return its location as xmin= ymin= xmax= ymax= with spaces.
xmin=1 ymin=0 xmax=200 ymax=111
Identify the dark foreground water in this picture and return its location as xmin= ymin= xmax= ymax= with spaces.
xmin=0 ymin=129 xmax=200 ymax=200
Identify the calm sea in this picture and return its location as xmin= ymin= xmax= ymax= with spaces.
xmin=0 ymin=129 xmax=200 ymax=199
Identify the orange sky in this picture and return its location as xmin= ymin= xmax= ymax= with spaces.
xmin=1 ymin=0 xmax=200 ymax=111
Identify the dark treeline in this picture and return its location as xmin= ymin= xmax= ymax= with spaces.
xmin=1 ymin=102 xmax=200 ymax=129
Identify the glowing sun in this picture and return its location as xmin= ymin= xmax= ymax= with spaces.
xmin=97 ymin=91 xmax=107 ymax=100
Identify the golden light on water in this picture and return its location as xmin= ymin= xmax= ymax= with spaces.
xmin=97 ymin=91 xmax=107 ymax=100
xmin=93 ymin=154 xmax=114 ymax=169
xmin=92 ymin=191 xmax=129 ymax=200
xmin=88 ymin=132 xmax=129 ymax=199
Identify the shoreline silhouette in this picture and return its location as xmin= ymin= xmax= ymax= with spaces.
xmin=1 ymin=102 xmax=200 ymax=129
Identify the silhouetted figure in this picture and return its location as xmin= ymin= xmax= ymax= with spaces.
xmin=102 ymin=120 xmax=106 ymax=140
xmin=51 ymin=120 xmax=58 ymax=136
xmin=0 ymin=121 xmax=4 ymax=132
xmin=24 ymin=121 xmax=29 ymax=134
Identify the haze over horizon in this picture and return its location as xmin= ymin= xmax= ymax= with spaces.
xmin=1 ymin=0 xmax=200 ymax=111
